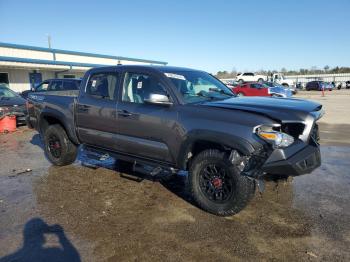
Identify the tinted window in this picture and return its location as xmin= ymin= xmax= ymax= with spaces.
xmin=251 ymin=83 xmax=263 ymax=88
xmin=86 ymin=73 xmax=118 ymax=100
xmin=48 ymin=81 xmax=63 ymax=91
xmin=36 ymin=82 xmax=49 ymax=91
xmin=63 ymin=80 xmax=80 ymax=90
xmin=122 ymin=73 xmax=166 ymax=104
xmin=243 ymin=73 xmax=254 ymax=76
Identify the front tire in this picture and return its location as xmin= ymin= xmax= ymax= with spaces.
xmin=44 ymin=124 xmax=78 ymax=166
xmin=189 ymin=149 xmax=255 ymax=216
xmin=258 ymin=78 xmax=264 ymax=83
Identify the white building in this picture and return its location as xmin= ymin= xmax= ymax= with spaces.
xmin=284 ymin=73 xmax=350 ymax=85
xmin=0 ymin=42 xmax=167 ymax=92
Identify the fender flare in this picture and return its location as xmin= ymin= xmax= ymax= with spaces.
xmin=176 ymin=130 xmax=256 ymax=170
xmin=39 ymin=108 xmax=80 ymax=145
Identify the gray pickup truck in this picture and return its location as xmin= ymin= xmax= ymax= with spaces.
xmin=27 ymin=65 xmax=323 ymax=216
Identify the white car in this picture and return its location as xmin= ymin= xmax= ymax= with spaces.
xmin=271 ymin=73 xmax=295 ymax=87
xmin=236 ymin=72 xmax=267 ymax=83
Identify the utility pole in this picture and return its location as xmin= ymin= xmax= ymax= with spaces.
xmin=47 ymin=34 xmax=52 ymax=49
xmin=47 ymin=34 xmax=56 ymax=61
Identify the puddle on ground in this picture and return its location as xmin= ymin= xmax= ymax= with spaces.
xmin=1 ymin=130 xmax=350 ymax=261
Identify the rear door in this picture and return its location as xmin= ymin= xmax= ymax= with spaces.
xmin=115 ymin=68 xmax=178 ymax=163
xmin=76 ymin=69 xmax=120 ymax=150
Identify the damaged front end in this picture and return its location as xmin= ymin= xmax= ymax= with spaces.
xmin=230 ymin=110 xmax=323 ymax=191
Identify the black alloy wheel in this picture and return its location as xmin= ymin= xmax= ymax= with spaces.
xmin=199 ymin=163 xmax=234 ymax=203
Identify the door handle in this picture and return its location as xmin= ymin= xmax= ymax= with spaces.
xmin=118 ymin=110 xmax=132 ymax=117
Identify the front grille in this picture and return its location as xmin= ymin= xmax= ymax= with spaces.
xmin=281 ymin=123 xmax=305 ymax=139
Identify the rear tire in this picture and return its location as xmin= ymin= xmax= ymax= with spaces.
xmin=44 ymin=124 xmax=78 ymax=166
xmin=188 ymin=149 xmax=255 ymax=216
xmin=258 ymin=78 xmax=264 ymax=83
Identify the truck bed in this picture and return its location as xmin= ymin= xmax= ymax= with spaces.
xmin=27 ymin=90 xmax=79 ymax=143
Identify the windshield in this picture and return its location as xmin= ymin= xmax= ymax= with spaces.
xmin=163 ymin=70 xmax=234 ymax=103
xmin=0 ymin=87 xmax=20 ymax=99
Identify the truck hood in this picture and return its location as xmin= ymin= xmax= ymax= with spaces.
xmin=202 ymin=97 xmax=323 ymax=122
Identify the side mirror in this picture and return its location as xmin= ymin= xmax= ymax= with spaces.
xmin=144 ymin=93 xmax=173 ymax=106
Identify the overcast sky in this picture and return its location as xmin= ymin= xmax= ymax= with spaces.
xmin=0 ymin=0 xmax=349 ymax=73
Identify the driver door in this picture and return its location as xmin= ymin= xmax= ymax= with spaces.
xmin=116 ymin=70 xmax=178 ymax=163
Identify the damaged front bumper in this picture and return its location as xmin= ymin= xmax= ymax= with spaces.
xmin=260 ymin=141 xmax=321 ymax=176
xmin=241 ymin=128 xmax=321 ymax=178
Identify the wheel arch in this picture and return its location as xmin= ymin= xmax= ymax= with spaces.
xmin=177 ymin=131 xmax=255 ymax=170
xmin=39 ymin=109 xmax=79 ymax=145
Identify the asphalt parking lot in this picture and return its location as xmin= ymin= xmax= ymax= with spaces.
xmin=0 ymin=90 xmax=350 ymax=261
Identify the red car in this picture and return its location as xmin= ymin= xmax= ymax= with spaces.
xmin=232 ymin=82 xmax=270 ymax=97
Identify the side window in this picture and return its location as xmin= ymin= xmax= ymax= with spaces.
xmin=48 ymin=81 xmax=63 ymax=91
xmin=251 ymin=84 xmax=262 ymax=89
xmin=244 ymin=73 xmax=254 ymax=76
xmin=63 ymin=80 xmax=79 ymax=90
xmin=36 ymin=82 xmax=49 ymax=91
xmin=121 ymin=72 xmax=166 ymax=104
xmin=86 ymin=73 xmax=118 ymax=100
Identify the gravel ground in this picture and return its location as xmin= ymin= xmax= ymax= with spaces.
xmin=0 ymin=90 xmax=349 ymax=261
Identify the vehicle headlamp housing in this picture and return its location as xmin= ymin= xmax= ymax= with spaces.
xmin=255 ymin=125 xmax=294 ymax=148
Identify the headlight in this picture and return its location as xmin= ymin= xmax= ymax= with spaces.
xmin=256 ymin=125 xmax=294 ymax=148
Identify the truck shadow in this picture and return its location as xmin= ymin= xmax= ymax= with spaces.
xmin=29 ymin=133 xmax=287 ymax=207
xmin=75 ymin=146 xmax=196 ymax=205
xmin=0 ymin=218 xmax=80 ymax=262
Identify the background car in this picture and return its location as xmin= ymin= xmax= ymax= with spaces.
xmin=21 ymin=78 xmax=82 ymax=99
xmin=264 ymin=81 xmax=297 ymax=95
xmin=232 ymin=82 xmax=292 ymax=97
xmin=305 ymin=81 xmax=333 ymax=91
xmin=346 ymin=81 xmax=350 ymax=89
xmin=236 ymin=72 xmax=267 ymax=84
xmin=0 ymin=83 xmax=27 ymax=125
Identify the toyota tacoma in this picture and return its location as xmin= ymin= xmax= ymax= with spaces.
xmin=26 ymin=65 xmax=323 ymax=216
